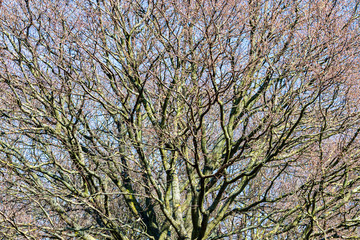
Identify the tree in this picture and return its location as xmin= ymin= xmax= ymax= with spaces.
xmin=0 ymin=0 xmax=359 ymax=239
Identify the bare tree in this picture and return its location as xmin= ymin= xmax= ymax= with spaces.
xmin=0 ymin=0 xmax=359 ymax=239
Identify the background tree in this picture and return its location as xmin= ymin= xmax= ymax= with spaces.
xmin=0 ymin=0 xmax=359 ymax=239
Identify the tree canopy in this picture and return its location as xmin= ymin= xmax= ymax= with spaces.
xmin=0 ymin=0 xmax=359 ymax=239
